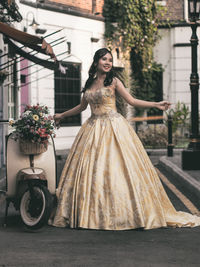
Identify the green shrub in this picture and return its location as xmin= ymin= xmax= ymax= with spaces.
xmin=137 ymin=124 xmax=168 ymax=148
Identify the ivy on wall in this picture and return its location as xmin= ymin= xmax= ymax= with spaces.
xmin=103 ymin=0 xmax=166 ymax=116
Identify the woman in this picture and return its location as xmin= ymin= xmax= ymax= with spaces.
xmin=51 ymin=48 xmax=200 ymax=230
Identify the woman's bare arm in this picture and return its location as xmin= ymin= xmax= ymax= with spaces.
xmin=54 ymin=94 xmax=88 ymax=125
xmin=115 ymin=77 xmax=170 ymax=110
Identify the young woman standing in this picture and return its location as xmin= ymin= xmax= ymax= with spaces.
xmin=50 ymin=48 xmax=200 ymax=230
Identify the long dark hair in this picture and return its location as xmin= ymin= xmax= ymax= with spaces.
xmin=82 ymin=48 xmax=114 ymax=93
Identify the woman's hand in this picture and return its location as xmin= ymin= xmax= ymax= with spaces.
xmin=156 ymin=101 xmax=171 ymax=111
xmin=53 ymin=113 xmax=63 ymax=128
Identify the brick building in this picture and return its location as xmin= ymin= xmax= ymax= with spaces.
xmin=162 ymin=0 xmax=185 ymax=21
xmin=48 ymin=0 xmax=103 ymax=15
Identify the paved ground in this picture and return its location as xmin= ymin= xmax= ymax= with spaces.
xmin=0 ymin=154 xmax=200 ymax=267
xmin=0 ymin=220 xmax=200 ymax=267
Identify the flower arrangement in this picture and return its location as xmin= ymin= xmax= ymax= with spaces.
xmin=10 ymin=104 xmax=56 ymax=145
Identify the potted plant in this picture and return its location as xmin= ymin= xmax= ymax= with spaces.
xmin=10 ymin=104 xmax=56 ymax=155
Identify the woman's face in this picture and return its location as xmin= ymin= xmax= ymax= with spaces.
xmin=96 ymin=53 xmax=113 ymax=73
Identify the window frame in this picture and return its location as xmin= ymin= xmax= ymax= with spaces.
xmin=54 ymin=61 xmax=82 ymax=127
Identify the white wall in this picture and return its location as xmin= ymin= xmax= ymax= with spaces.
xmin=154 ymin=26 xmax=200 ymax=111
xmin=17 ymin=2 xmax=105 ymax=151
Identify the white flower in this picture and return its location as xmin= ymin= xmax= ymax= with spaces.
xmin=22 ymin=110 xmax=31 ymax=117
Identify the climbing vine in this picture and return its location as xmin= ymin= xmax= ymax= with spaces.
xmin=103 ymin=0 xmax=165 ymax=70
xmin=103 ymin=0 xmax=167 ymax=116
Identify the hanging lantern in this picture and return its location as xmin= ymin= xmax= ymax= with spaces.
xmin=188 ymin=0 xmax=200 ymax=21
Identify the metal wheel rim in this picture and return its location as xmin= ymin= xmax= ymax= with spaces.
xmin=20 ymin=187 xmax=46 ymax=226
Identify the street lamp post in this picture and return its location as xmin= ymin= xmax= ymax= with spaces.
xmin=182 ymin=0 xmax=200 ymax=169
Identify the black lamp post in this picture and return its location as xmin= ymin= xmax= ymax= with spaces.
xmin=182 ymin=0 xmax=200 ymax=169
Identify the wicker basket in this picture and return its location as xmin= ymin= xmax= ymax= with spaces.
xmin=19 ymin=140 xmax=48 ymax=155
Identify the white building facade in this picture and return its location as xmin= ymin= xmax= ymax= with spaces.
xmin=1 ymin=0 xmax=199 ymax=162
xmin=154 ymin=25 xmax=200 ymax=108
xmin=154 ymin=0 xmax=200 ymax=110
xmin=17 ymin=0 xmax=105 ymax=151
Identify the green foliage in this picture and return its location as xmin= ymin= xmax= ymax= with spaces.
xmin=137 ymin=125 xmax=168 ymax=148
xmin=168 ymin=102 xmax=190 ymax=133
xmin=160 ymin=102 xmax=190 ymax=148
xmin=103 ymin=0 xmax=165 ymax=69
xmin=137 ymin=123 xmax=189 ymax=149
xmin=130 ymin=59 xmax=163 ymax=116
xmin=103 ymin=0 xmax=166 ymax=116
xmin=136 ymin=103 xmax=190 ymax=149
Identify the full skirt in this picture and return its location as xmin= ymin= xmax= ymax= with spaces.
xmin=51 ymin=113 xmax=200 ymax=230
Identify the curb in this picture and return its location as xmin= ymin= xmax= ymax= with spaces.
xmin=146 ymin=148 xmax=182 ymax=156
xmin=159 ymin=156 xmax=200 ymax=200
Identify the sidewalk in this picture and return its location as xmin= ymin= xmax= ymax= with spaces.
xmin=158 ymin=153 xmax=200 ymax=204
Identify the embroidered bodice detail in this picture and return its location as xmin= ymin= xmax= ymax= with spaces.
xmin=85 ymin=87 xmax=117 ymax=116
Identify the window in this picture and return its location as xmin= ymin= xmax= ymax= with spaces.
xmin=54 ymin=62 xmax=81 ymax=126
xmin=20 ymin=74 xmax=26 ymax=84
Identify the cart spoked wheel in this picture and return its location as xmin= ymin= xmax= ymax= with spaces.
xmin=20 ymin=185 xmax=52 ymax=230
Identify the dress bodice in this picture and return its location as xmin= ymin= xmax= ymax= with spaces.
xmin=84 ymin=87 xmax=117 ymax=116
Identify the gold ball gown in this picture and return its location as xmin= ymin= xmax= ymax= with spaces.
xmin=51 ymin=87 xmax=200 ymax=230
